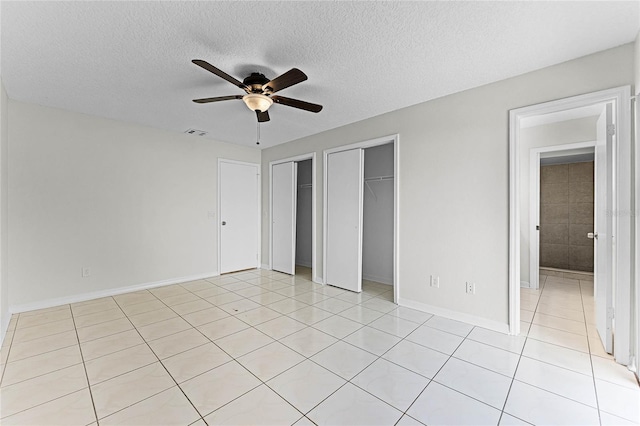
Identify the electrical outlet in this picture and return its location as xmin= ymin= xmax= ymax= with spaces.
xmin=430 ymin=275 xmax=439 ymax=288
xmin=466 ymin=282 xmax=475 ymax=294
xmin=82 ymin=267 xmax=91 ymax=278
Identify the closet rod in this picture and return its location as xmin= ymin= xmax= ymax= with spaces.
xmin=364 ymin=175 xmax=394 ymax=182
xmin=298 ymin=183 xmax=313 ymax=188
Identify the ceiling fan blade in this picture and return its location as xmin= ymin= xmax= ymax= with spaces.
xmin=264 ymin=68 xmax=307 ymax=94
xmin=256 ymin=110 xmax=270 ymax=122
xmin=271 ymin=96 xmax=322 ymax=113
xmin=192 ymin=95 xmax=243 ymax=104
xmin=192 ymin=60 xmax=248 ymax=91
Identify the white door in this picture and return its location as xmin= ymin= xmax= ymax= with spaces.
xmin=594 ymin=103 xmax=613 ymax=353
xmin=325 ymin=149 xmax=364 ymax=292
xmin=272 ymin=161 xmax=297 ymax=275
xmin=219 ymin=161 xmax=259 ymax=274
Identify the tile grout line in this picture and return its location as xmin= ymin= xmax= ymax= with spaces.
xmin=579 ymin=278 xmax=603 ymax=426
xmin=150 ymin=273 xmax=331 ymax=423
xmin=0 ymin=313 xmax=19 ymax=387
xmin=190 ymin=307 xmax=311 ymax=423
xmin=69 ymin=306 xmax=100 ymax=425
xmin=170 ymin=271 xmax=413 ymax=423
xmin=401 ymin=325 xmax=476 ymax=425
xmin=497 ymin=274 xmax=545 ymax=424
xmin=0 ymin=309 xmax=103 ymax=423
xmin=179 ymin=273 xmax=479 ymax=424
xmin=114 ymin=288 xmax=215 ymax=425
xmin=516 ymin=276 xmax=608 ymax=423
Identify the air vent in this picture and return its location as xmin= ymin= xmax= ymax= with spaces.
xmin=184 ymin=128 xmax=208 ymax=136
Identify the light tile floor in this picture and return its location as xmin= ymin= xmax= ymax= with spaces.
xmin=0 ymin=269 xmax=638 ymax=425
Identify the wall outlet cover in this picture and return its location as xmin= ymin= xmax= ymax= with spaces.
xmin=466 ymin=282 xmax=475 ymax=294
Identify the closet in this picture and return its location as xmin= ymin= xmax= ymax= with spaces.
xmin=362 ymin=143 xmax=394 ymax=286
xmin=325 ymin=140 xmax=395 ymax=293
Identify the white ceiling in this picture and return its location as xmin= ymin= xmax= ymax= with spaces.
xmin=1 ymin=1 xmax=638 ymax=149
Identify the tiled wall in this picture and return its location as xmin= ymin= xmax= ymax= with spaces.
xmin=539 ymin=161 xmax=594 ymax=272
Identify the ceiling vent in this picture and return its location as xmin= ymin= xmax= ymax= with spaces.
xmin=184 ymin=128 xmax=208 ymax=136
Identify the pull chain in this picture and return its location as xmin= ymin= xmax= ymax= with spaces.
xmin=256 ymin=121 xmax=260 ymax=145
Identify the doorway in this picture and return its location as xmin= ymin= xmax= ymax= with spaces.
xmin=509 ymin=86 xmax=632 ymax=366
xmin=269 ymin=153 xmax=316 ymax=279
xmin=538 ymin=153 xmax=596 ymax=277
xmin=323 ymin=135 xmax=398 ymax=302
xmin=528 ymin=142 xmax=597 ymax=290
xmin=218 ymin=159 xmax=260 ymax=274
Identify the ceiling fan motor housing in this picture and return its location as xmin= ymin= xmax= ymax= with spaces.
xmin=243 ymin=73 xmax=270 ymax=93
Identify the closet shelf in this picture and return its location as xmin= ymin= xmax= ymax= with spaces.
xmin=364 ymin=175 xmax=393 ymax=201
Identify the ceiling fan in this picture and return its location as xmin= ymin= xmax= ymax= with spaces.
xmin=191 ymin=59 xmax=323 ymax=123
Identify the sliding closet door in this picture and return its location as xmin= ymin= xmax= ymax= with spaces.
xmin=272 ymin=161 xmax=297 ymax=275
xmin=325 ymin=149 xmax=363 ymax=292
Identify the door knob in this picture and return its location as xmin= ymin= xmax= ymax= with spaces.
xmin=222 ymin=221 xmax=227 ymax=226
xmin=587 ymin=232 xmax=597 ymax=239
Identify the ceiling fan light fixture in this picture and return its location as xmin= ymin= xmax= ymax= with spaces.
xmin=242 ymin=93 xmax=273 ymax=112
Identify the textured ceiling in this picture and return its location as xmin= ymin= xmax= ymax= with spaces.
xmin=1 ymin=1 xmax=638 ymax=148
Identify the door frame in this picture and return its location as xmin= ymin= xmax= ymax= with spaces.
xmin=634 ymin=94 xmax=640 ymax=380
xmin=268 ymin=153 xmax=316 ymax=279
xmin=323 ymin=134 xmax=399 ymax=302
xmin=509 ymin=86 xmax=631 ymax=366
xmin=217 ymin=159 xmax=261 ymax=274
xmin=529 ymin=141 xmax=596 ymax=290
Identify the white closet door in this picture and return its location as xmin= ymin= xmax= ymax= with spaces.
xmin=220 ymin=161 xmax=259 ymax=274
xmin=326 ymin=149 xmax=363 ymax=292
xmin=272 ymin=161 xmax=297 ymax=275
xmin=595 ymin=103 xmax=613 ymax=353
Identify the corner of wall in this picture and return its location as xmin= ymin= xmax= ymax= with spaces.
xmin=635 ymin=31 xmax=640 ymax=95
xmin=634 ymin=29 xmax=640 ymax=380
xmin=0 ymin=77 xmax=9 ymax=346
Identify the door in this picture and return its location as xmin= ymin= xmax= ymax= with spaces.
xmin=325 ymin=149 xmax=364 ymax=292
xmin=594 ymin=103 xmax=613 ymax=353
xmin=272 ymin=161 xmax=297 ymax=275
xmin=219 ymin=161 xmax=259 ymax=274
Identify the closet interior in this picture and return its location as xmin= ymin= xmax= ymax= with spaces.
xmin=295 ymin=159 xmax=313 ymax=274
xmin=362 ymin=143 xmax=394 ymax=288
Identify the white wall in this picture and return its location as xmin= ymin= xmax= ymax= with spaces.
xmin=363 ymin=143 xmax=394 ymax=285
xmin=295 ymin=159 xmax=312 ymax=267
xmin=8 ymin=101 xmax=260 ymax=310
xmin=635 ymin=31 xmax=640 ymax=93
xmin=519 ymin=117 xmax=598 ymax=283
xmin=261 ymin=43 xmax=634 ymax=329
xmin=0 ymin=79 xmax=9 ymax=341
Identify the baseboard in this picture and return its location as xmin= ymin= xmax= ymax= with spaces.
xmin=397 ymin=297 xmax=510 ymax=335
xmin=9 ymin=271 xmax=219 ymax=314
xmin=295 ymin=260 xmax=312 ymax=268
xmin=260 ymin=264 xmax=271 ymax=270
xmin=363 ymin=273 xmax=393 ymax=286
xmin=520 ymin=281 xmax=531 ymax=288
xmin=313 ymin=274 xmax=324 ymax=285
